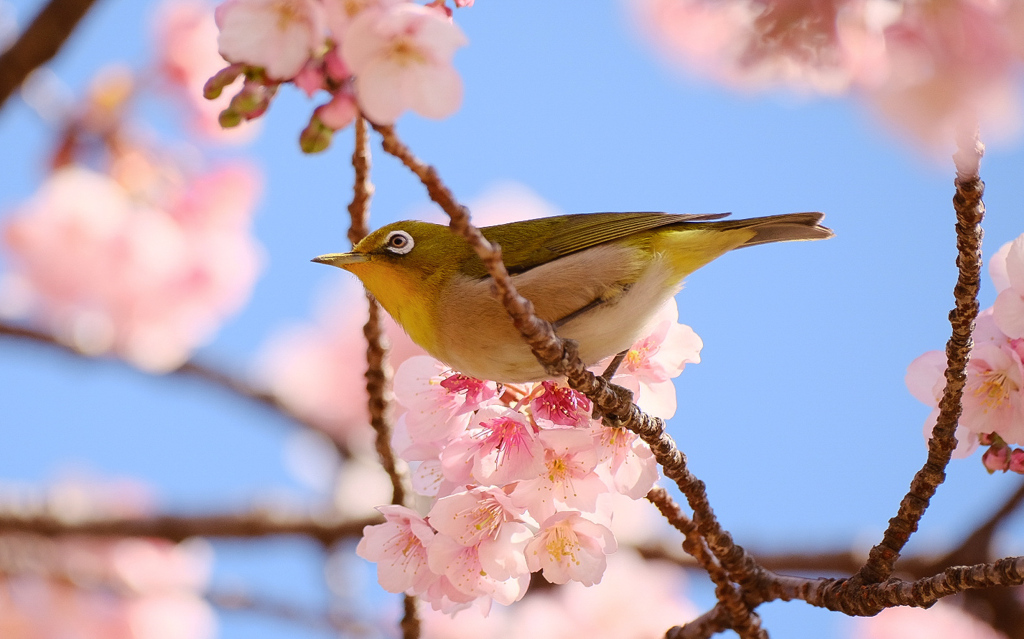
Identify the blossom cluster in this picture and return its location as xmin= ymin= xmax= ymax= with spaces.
xmin=207 ymin=0 xmax=470 ymax=153
xmin=633 ymin=0 xmax=1024 ymax=148
xmin=907 ymin=233 xmax=1024 ymax=471
xmin=356 ymin=298 xmax=701 ymax=614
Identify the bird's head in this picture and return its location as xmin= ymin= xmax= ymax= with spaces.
xmin=312 ymin=220 xmax=472 ymax=351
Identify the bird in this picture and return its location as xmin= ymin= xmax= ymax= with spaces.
xmin=313 ymin=211 xmax=833 ymax=383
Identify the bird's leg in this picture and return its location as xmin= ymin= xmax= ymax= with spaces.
xmin=600 ymin=350 xmax=628 ymax=380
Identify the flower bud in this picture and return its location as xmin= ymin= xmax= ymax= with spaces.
xmin=1009 ymin=448 xmax=1024 ymax=474
xmin=982 ymin=445 xmax=1010 ymax=474
xmin=203 ymin=63 xmax=244 ymax=100
xmin=300 ymin=116 xmax=333 ymax=154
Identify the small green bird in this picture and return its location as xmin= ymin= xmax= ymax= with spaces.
xmin=313 ymin=211 xmax=832 ymax=383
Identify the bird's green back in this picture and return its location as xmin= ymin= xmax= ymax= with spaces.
xmin=465 ymin=212 xmax=729 ymax=278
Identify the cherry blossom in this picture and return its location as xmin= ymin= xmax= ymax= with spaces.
xmin=440 ymin=406 xmax=546 ymax=486
xmin=992 ymin=235 xmax=1024 ymax=339
xmin=323 ymin=0 xmax=400 ymax=41
xmin=598 ymin=298 xmax=702 ymax=419
xmin=525 ymin=512 xmax=617 ymax=586
xmin=153 ymin=0 xmax=258 ymax=140
xmin=907 ymin=306 xmax=1024 ymax=461
xmin=394 ymin=356 xmax=499 ymax=450
xmin=511 ymin=429 xmax=606 ymax=523
xmin=960 ymin=341 xmax=1024 ymax=444
xmin=590 ymin=424 xmax=659 ymax=499
xmin=341 ymin=3 xmax=468 ymax=123
xmin=215 ymin=0 xmax=326 ymax=80
xmin=356 ymin=504 xmax=437 ymax=595
xmin=426 ymin=535 xmax=530 ymax=606
xmin=529 ymin=381 xmax=593 ymax=427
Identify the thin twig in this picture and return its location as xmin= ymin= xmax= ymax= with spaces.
xmin=647 ymin=488 xmax=765 ymax=639
xmin=351 ymin=116 xmax=416 ymax=637
xmin=0 ymin=0 xmax=100 ymax=108
xmin=0 ymin=508 xmax=380 ymax=546
xmin=856 ymin=128 xmax=986 ymax=585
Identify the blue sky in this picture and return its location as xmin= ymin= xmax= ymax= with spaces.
xmin=2 ymin=1 xmax=1024 ymax=637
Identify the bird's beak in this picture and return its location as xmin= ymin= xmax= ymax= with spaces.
xmin=311 ymin=252 xmax=370 ymax=269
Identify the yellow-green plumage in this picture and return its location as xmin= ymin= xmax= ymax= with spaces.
xmin=313 ymin=211 xmax=833 ymax=383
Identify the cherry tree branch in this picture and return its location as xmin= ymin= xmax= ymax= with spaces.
xmin=0 ymin=321 xmax=357 ymax=455
xmin=0 ymin=0 xmax=99 ymax=108
xmin=0 ymin=508 xmax=379 ymax=546
xmin=647 ymin=488 xmax=764 ymax=638
xmin=208 ymin=589 xmax=371 ymax=635
xmin=348 ymin=116 xmax=418 ymax=639
xmin=347 ymin=116 xmax=406 ymax=508
xmin=856 ymin=128 xmax=986 ymax=585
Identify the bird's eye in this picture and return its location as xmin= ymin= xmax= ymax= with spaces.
xmin=384 ymin=230 xmax=414 ymax=255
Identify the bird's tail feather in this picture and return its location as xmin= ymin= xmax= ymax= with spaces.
xmin=700 ymin=212 xmax=833 ymax=247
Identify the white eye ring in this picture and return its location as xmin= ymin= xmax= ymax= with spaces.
xmin=384 ymin=230 xmax=414 ymax=255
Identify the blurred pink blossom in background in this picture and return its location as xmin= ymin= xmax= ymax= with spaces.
xmin=852 ymin=600 xmax=1008 ymax=639
xmin=0 ymin=479 xmax=215 ymax=639
xmin=154 ymin=0 xmax=259 ymax=141
xmin=632 ymin=0 xmax=1024 ymax=149
xmin=1 ymin=163 xmax=262 ymax=372
xmin=259 ymin=279 xmax=425 ymax=450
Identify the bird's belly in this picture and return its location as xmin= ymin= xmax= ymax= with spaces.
xmin=435 ymin=246 xmax=679 ymax=383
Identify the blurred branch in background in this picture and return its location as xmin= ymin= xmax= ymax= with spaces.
xmin=0 ymin=0 xmax=99 ymax=108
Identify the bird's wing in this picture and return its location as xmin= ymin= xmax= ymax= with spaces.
xmin=474 ymin=211 xmax=730 ymax=277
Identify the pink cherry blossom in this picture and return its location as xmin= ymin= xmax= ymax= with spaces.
xmin=992 ymin=235 xmax=1024 ymax=339
xmin=961 ymin=341 xmax=1024 ymax=444
xmin=154 ymin=0 xmax=258 ymax=140
xmin=427 ymin=489 xmax=533 ymax=588
xmin=633 ymin=0 xmax=878 ymax=94
xmin=591 ymin=425 xmax=659 ymax=499
xmin=866 ymin=0 xmax=1022 ymax=148
xmin=529 ymin=381 xmax=593 ymax=427
xmin=0 ymin=479 xmax=215 ymax=639
xmin=216 ymin=0 xmax=326 ymax=80
xmin=601 ymin=298 xmax=702 ymax=419
xmin=341 ymin=3 xmax=467 ymax=124
xmin=428 ymin=487 xmax=532 ymax=549
xmin=525 ymin=512 xmax=617 ymax=586
xmin=511 ymin=429 xmax=606 ymax=523
xmin=356 ymin=504 xmax=437 ymax=595
xmin=426 ymin=535 xmax=530 ymax=606
xmin=314 ymin=90 xmax=358 ymax=129
xmin=394 ymin=356 xmax=498 ymax=449
xmin=633 ymin=0 xmax=1024 ymax=149
xmin=440 ymin=406 xmax=546 ymax=486
xmin=2 ymin=164 xmax=262 ymax=372
xmin=323 ymin=0 xmax=400 ymax=42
